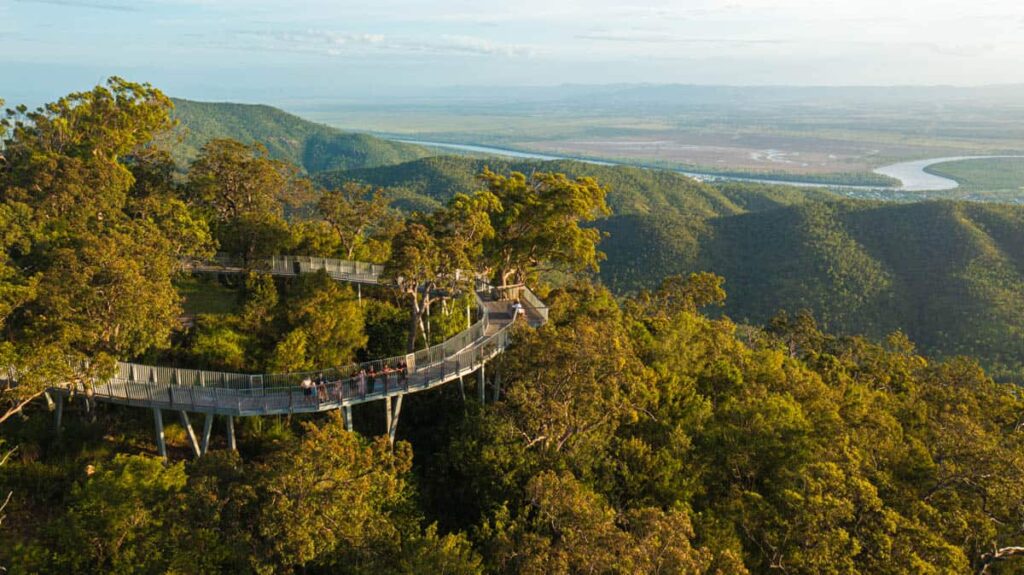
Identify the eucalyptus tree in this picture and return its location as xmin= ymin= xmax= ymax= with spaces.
xmin=385 ymin=192 xmax=496 ymax=352
xmin=0 ymin=78 xmax=205 ymax=423
xmin=479 ymin=168 xmax=610 ymax=288
xmin=186 ymin=138 xmax=312 ymax=266
xmin=317 ymin=181 xmax=401 ymax=262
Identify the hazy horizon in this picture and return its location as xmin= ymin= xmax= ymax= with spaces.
xmin=4 ymin=0 xmax=1024 ymax=107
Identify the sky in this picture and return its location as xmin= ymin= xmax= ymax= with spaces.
xmin=2 ymin=0 xmax=1024 ymax=106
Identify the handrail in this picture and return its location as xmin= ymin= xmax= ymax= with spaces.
xmin=94 ymin=319 xmax=516 ymax=414
xmin=117 ymin=277 xmax=489 ymax=391
xmin=493 ymin=284 xmax=549 ymax=324
xmin=82 ymin=254 xmax=544 ymax=415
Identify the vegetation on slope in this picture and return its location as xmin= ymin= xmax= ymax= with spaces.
xmin=6 ymin=80 xmax=1024 ymax=574
xmin=331 ymin=156 xmax=1024 ymax=380
xmin=6 ymin=277 xmax=1024 ymax=574
xmin=926 ymin=157 xmax=1024 ymax=194
xmin=167 ymin=98 xmax=433 ymax=172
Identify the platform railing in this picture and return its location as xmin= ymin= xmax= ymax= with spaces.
xmin=85 ymin=254 xmax=535 ymax=415
xmin=92 ymin=315 xmax=515 ymax=415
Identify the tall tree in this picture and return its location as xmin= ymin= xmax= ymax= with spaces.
xmin=0 ymin=78 xmax=197 ymax=423
xmin=276 ymin=270 xmax=366 ymax=370
xmin=317 ymin=182 xmax=400 ymax=261
xmin=479 ymin=168 xmax=610 ymax=288
xmin=186 ymin=139 xmax=312 ymax=265
xmin=385 ymin=192 xmax=495 ymax=352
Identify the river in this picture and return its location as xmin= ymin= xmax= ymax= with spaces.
xmin=394 ymin=139 xmax=1023 ymax=192
xmin=872 ymin=155 xmax=1024 ymax=192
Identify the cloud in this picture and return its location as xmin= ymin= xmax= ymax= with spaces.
xmin=13 ymin=0 xmax=140 ymax=11
xmin=226 ymin=29 xmax=534 ymax=58
xmin=576 ymin=30 xmax=789 ymax=46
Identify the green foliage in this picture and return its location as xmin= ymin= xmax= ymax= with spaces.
xmin=186 ymin=315 xmax=254 ymax=371
xmin=926 ymin=157 xmax=1024 ymax=195
xmin=590 ymin=191 xmax=1024 ymax=380
xmin=8 ymin=83 xmax=1024 ymax=575
xmin=240 ymin=272 xmax=279 ymax=333
xmin=0 ymin=78 xmax=209 ymax=419
xmin=424 ymin=277 xmax=1024 ymax=574
xmin=185 ymin=138 xmax=311 ymax=264
xmin=480 ymin=169 xmax=610 ymax=286
xmin=179 ymin=270 xmax=367 ymax=373
xmin=478 ymin=471 xmax=718 ymax=575
xmin=326 ymin=155 xmax=746 ymax=220
xmin=281 ymin=270 xmax=367 ymax=369
xmin=329 ymin=153 xmax=1024 ymax=383
xmin=384 ymin=191 xmax=496 ymax=351
xmin=361 ymin=299 xmax=409 ymax=360
xmin=56 ymin=455 xmax=187 ymax=574
xmin=317 ymin=182 xmax=401 ymax=261
xmin=1 ymin=417 xmax=481 ymax=574
xmin=167 ymin=98 xmax=432 ymax=172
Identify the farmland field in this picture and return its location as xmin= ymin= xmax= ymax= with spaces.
xmin=291 ymin=85 xmax=1024 ymax=190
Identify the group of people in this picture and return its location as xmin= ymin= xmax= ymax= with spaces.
xmin=298 ymin=362 xmax=412 ymax=404
xmin=299 ymin=374 xmax=333 ymax=401
xmin=356 ymin=362 xmax=408 ymax=396
xmin=293 ymin=300 xmax=524 ymax=405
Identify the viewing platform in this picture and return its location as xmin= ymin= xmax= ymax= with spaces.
xmin=59 ymin=255 xmax=547 ymax=458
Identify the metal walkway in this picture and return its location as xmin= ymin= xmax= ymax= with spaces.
xmin=67 ymin=255 xmax=547 ymax=455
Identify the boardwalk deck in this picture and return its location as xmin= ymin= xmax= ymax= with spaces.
xmin=78 ymin=256 xmax=545 ymax=424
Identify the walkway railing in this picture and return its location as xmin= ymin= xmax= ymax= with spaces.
xmin=190 ymin=254 xmax=385 ymax=284
xmin=85 ymin=255 xmax=543 ymax=417
xmin=95 ymin=319 xmax=512 ymax=416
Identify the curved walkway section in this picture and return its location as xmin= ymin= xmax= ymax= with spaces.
xmin=89 ymin=255 xmax=547 ymax=418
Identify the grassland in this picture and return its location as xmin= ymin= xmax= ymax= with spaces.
xmin=175 ymin=276 xmax=241 ymax=317
xmin=926 ymin=157 xmax=1024 ymax=193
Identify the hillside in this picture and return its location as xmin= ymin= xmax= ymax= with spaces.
xmin=327 ymin=156 xmax=1024 ymax=380
xmin=166 ymin=99 xmax=433 ymax=171
xmin=324 ymin=156 xmax=833 ymax=217
xmin=608 ymin=200 xmax=1024 ymax=380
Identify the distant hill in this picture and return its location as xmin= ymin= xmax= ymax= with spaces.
xmin=165 ymin=99 xmax=433 ymax=172
xmin=325 ymin=156 xmax=1024 ymax=381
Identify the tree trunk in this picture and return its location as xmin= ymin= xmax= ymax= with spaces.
xmin=406 ymin=299 xmax=421 ymax=353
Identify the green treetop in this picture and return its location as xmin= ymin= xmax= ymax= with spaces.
xmin=479 ymin=168 xmax=610 ymax=287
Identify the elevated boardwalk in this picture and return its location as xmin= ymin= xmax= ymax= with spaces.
xmin=65 ymin=255 xmax=547 ymax=456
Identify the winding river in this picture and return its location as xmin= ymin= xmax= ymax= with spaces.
xmin=872 ymin=155 xmax=1024 ymax=191
xmin=394 ymin=139 xmax=1023 ymax=192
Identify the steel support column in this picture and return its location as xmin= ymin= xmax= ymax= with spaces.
xmin=385 ymin=396 xmax=392 ymax=438
xmin=179 ymin=411 xmax=201 ymax=459
xmin=478 ymin=364 xmax=486 ymax=405
xmin=387 ymin=394 xmax=404 ymax=445
xmin=226 ymin=416 xmax=236 ymax=451
xmin=153 ymin=408 xmax=167 ymax=460
xmin=54 ymin=392 xmax=64 ymax=435
xmin=343 ymin=405 xmax=353 ymax=432
xmin=494 ymin=364 xmax=502 ymax=402
xmin=200 ymin=413 xmax=214 ymax=456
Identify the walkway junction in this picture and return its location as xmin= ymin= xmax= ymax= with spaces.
xmin=52 ymin=255 xmax=548 ymax=459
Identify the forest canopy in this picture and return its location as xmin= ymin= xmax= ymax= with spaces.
xmin=2 ymin=80 xmax=1024 ymax=574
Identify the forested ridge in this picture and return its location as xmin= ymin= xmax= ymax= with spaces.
xmin=167 ymin=99 xmax=433 ymax=172
xmin=3 ymin=81 xmax=1024 ymax=574
xmin=333 ymin=157 xmax=1024 ymax=382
